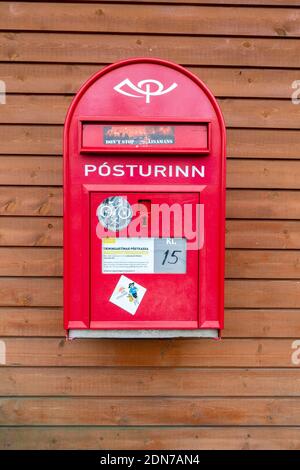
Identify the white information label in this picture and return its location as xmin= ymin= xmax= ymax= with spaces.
xmin=102 ymin=238 xmax=186 ymax=274
xmin=102 ymin=238 xmax=154 ymax=274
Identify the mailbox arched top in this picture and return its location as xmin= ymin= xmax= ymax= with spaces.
xmin=64 ymin=57 xmax=226 ymax=157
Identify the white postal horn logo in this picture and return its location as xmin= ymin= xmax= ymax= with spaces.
xmin=114 ymin=78 xmax=178 ymax=104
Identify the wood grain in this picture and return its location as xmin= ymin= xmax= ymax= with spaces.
xmin=0 ymin=217 xmax=62 ymax=246
xmin=226 ymin=220 xmax=300 ymax=249
xmin=1 ymin=367 xmax=300 ymax=396
xmin=0 ymin=33 xmax=298 ymax=67
xmin=2 ymin=187 xmax=300 ymax=219
xmin=2 ymin=157 xmax=300 ymax=189
xmin=226 ymin=280 xmax=300 ymax=308
xmin=1 ymin=337 xmax=298 ymax=367
xmin=64 ymin=1 xmax=300 ymax=5
xmin=1 ymin=426 xmax=300 ymax=450
xmin=0 ymin=125 xmax=62 ymax=155
xmin=224 ymin=310 xmax=300 ymax=338
xmin=2 ymin=3 xmax=300 ymax=37
xmin=227 ymin=190 xmax=300 ymax=219
xmin=225 ymin=250 xmax=300 ymax=279
xmin=0 ymin=186 xmax=62 ymax=216
xmin=0 ymin=278 xmax=299 ymax=308
xmin=21 ymin=1 xmax=300 ymax=5
xmin=1 ymin=396 xmax=300 ymax=425
xmin=0 ymin=308 xmax=63 ymax=337
xmin=1 ymin=217 xmax=299 ymax=248
xmin=227 ymin=129 xmax=300 ymax=159
xmin=228 ymin=160 xmax=300 ymax=189
xmin=2 ymin=126 xmax=300 ymax=159
xmin=0 ymin=156 xmax=62 ymax=185
xmin=1 ymin=247 xmax=300 ymax=279
xmin=0 ymin=278 xmax=62 ymax=307
xmin=1 ymin=63 xmax=298 ymax=98
xmin=2 ymin=95 xmax=300 ymax=129
xmin=0 ymin=248 xmax=62 ymax=276
xmin=0 ymin=307 xmax=298 ymax=338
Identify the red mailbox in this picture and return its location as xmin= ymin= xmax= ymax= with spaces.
xmin=64 ymin=58 xmax=226 ymax=339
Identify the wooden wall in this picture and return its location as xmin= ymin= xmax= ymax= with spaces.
xmin=0 ymin=0 xmax=300 ymax=450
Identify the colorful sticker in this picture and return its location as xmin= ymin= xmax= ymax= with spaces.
xmin=103 ymin=125 xmax=175 ymax=145
xmin=109 ymin=275 xmax=147 ymax=315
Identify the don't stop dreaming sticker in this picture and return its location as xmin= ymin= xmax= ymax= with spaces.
xmin=109 ymin=275 xmax=147 ymax=315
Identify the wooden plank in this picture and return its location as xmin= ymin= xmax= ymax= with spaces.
xmin=0 ymin=308 xmax=63 ymax=337
xmin=1 ymin=426 xmax=300 ymax=450
xmin=0 ymin=278 xmax=299 ymax=308
xmin=2 ymin=157 xmax=300 ymax=189
xmin=226 ymin=250 xmax=300 ymax=279
xmin=0 ymin=278 xmax=62 ymax=307
xmin=1 ymin=217 xmax=299 ymax=248
xmin=0 ymin=247 xmax=62 ymax=276
xmin=227 ymin=189 xmax=300 ymax=219
xmin=1 ymin=247 xmax=299 ymax=279
xmin=1 ymin=396 xmax=300 ymax=425
xmin=0 ymin=217 xmax=62 ymax=246
xmin=2 ymin=3 xmax=300 ymax=37
xmin=1 ymin=63 xmax=299 ymax=98
xmin=2 ymin=188 xmax=300 ymax=219
xmin=1 ymin=367 xmax=300 ymax=397
xmin=0 ymin=186 xmax=54 ymax=215
xmin=226 ymin=280 xmax=300 ymax=308
xmin=1 ymin=337 xmax=297 ymax=367
xmin=224 ymin=310 xmax=300 ymax=338
xmin=2 ymin=95 xmax=300 ymax=129
xmin=227 ymin=129 xmax=300 ymax=159
xmin=65 ymin=0 xmax=300 ymax=5
xmin=222 ymin=99 xmax=300 ymax=129
xmin=0 ymin=95 xmax=70 ymax=125
xmin=20 ymin=1 xmax=300 ymax=5
xmin=0 ymin=33 xmax=299 ymax=68
xmin=226 ymin=220 xmax=300 ymax=248
xmin=1 ymin=126 xmax=300 ymax=159
xmin=208 ymin=159 xmax=300 ymax=188
xmin=0 ymin=186 xmax=61 ymax=216
xmin=0 ymin=307 xmax=298 ymax=338
xmin=0 ymin=125 xmax=62 ymax=155
xmin=0 ymin=156 xmax=61 ymax=185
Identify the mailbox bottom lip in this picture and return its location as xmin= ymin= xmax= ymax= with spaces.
xmin=68 ymin=329 xmax=219 ymax=339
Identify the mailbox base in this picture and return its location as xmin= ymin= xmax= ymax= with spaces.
xmin=68 ymin=329 xmax=219 ymax=339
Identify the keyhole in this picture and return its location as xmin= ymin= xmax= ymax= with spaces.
xmin=138 ymin=199 xmax=151 ymax=231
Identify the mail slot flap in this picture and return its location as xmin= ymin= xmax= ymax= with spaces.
xmin=80 ymin=119 xmax=210 ymax=155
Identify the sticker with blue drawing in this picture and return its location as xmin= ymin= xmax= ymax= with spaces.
xmin=109 ymin=275 xmax=147 ymax=315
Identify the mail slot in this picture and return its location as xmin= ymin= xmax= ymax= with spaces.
xmin=64 ymin=57 xmax=226 ymax=338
